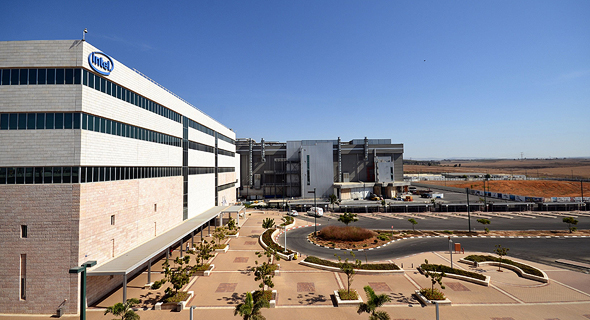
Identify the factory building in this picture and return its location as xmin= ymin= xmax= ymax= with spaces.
xmin=0 ymin=40 xmax=239 ymax=314
xmin=237 ymin=138 xmax=406 ymax=200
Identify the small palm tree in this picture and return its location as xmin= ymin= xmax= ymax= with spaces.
xmin=262 ymin=218 xmax=275 ymax=230
xmin=357 ymin=285 xmax=391 ymax=320
xmin=104 ymin=298 xmax=140 ymax=320
xmin=234 ymin=291 xmax=269 ymax=320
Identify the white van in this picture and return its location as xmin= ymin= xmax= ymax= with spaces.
xmin=307 ymin=207 xmax=324 ymax=217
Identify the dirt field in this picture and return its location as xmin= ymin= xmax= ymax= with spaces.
xmin=419 ymin=180 xmax=589 ymax=198
xmin=405 ymin=158 xmax=590 ymax=179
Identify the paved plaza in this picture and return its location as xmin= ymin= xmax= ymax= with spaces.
xmin=2 ymin=210 xmax=590 ymax=320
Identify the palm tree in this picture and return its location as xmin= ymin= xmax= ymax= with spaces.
xmin=357 ymin=285 xmax=391 ymax=320
xmin=234 ymin=292 xmax=269 ymax=320
xmin=261 ymin=218 xmax=275 ymax=230
xmin=104 ymin=298 xmax=140 ymax=320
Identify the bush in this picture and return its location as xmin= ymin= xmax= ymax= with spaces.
xmin=420 ymin=263 xmax=486 ymax=281
xmin=464 ymin=255 xmax=543 ymax=277
xmin=377 ymin=233 xmax=391 ymax=241
xmin=261 ymin=229 xmax=293 ymax=254
xmin=337 ymin=289 xmax=359 ymax=300
xmin=193 ymin=264 xmax=210 ymax=271
xmin=304 ymin=256 xmax=400 ymax=270
xmin=164 ymin=291 xmax=190 ymax=303
xmin=419 ymin=288 xmax=445 ymax=300
xmin=252 ymin=290 xmax=273 ymax=302
xmin=317 ymin=226 xmax=376 ymax=242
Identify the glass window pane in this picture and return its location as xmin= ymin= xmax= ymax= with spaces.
xmin=7 ymin=168 xmax=16 ymax=184
xmin=10 ymin=69 xmax=19 ymax=85
xmin=28 ymin=69 xmax=37 ymax=85
xmin=83 ymin=69 xmax=88 ymax=86
xmin=1 ymin=114 xmax=8 ymax=130
xmin=34 ymin=167 xmax=43 ymax=184
xmin=53 ymin=167 xmax=62 ymax=183
xmin=74 ymin=68 xmax=81 ymax=85
xmin=46 ymin=69 xmax=55 ymax=84
xmin=19 ymin=69 xmax=28 ymax=85
xmin=94 ymin=74 xmax=100 ymax=91
xmin=45 ymin=113 xmax=54 ymax=129
xmin=55 ymin=69 xmax=65 ymax=84
xmin=88 ymin=72 xmax=94 ymax=88
xmin=0 ymin=167 xmax=7 ymax=184
xmin=73 ymin=113 xmax=81 ymax=129
xmin=54 ymin=113 xmax=63 ymax=129
xmin=99 ymin=167 xmax=105 ymax=182
xmin=25 ymin=167 xmax=33 ymax=184
xmin=36 ymin=113 xmax=45 ymax=129
xmin=27 ymin=114 xmax=35 ymax=129
xmin=64 ymin=113 xmax=72 ymax=129
xmin=16 ymin=168 xmax=25 ymax=184
xmin=72 ymin=167 xmax=80 ymax=183
xmin=65 ymin=69 xmax=73 ymax=84
xmin=44 ymin=167 xmax=52 ymax=183
xmin=117 ymin=85 xmax=121 ymax=99
xmin=38 ymin=69 xmax=46 ymax=85
xmin=9 ymin=114 xmax=18 ymax=129
xmin=18 ymin=114 xmax=27 ymax=130
xmin=94 ymin=116 xmax=100 ymax=132
xmin=1 ymin=69 xmax=9 ymax=85
xmin=63 ymin=167 xmax=71 ymax=183
xmin=93 ymin=167 xmax=99 ymax=182
xmin=100 ymin=118 xmax=106 ymax=133
xmin=105 ymin=119 xmax=111 ymax=134
xmin=106 ymin=80 xmax=111 ymax=95
xmin=100 ymin=78 xmax=106 ymax=93
xmin=87 ymin=114 xmax=94 ymax=131
xmin=81 ymin=167 xmax=87 ymax=183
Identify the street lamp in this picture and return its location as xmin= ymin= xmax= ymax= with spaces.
xmin=448 ymin=236 xmax=453 ymax=269
xmin=466 ymin=188 xmax=471 ymax=233
xmin=308 ymin=188 xmax=317 ymax=235
xmin=68 ymin=260 xmax=97 ymax=320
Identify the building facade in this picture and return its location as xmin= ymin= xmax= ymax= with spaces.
xmin=0 ymin=40 xmax=239 ymax=314
xmin=237 ymin=138 xmax=405 ymax=200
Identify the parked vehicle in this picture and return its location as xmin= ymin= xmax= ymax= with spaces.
xmin=288 ymin=210 xmax=298 ymax=216
xmin=307 ymin=207 xmax=324 ymax=217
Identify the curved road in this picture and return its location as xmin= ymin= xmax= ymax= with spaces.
xmin=281 ymin=214 xmax=590 ymax=269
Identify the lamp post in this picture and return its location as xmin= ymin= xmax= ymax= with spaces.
xmin=448 ymin=236 xmax=453 ymax=269
xmin=68 ymin=260 xmax=97 ymax=320
xmin=466 ymin=188 xmax=471 ymax=233
xmin=308 ymin=188 xmax=317 ymax=235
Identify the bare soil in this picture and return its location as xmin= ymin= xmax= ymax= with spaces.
xmin=420 ymin=180 xmax=589 ymax=198
xmin=405 ymin=158 xmax=590 ymax=179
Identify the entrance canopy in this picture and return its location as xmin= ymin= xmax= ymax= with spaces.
xmin=88 ymin=205 xmax=240 ymax=276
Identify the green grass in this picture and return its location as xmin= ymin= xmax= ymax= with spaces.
xmin=304 ymin=256 xmax=400 ymax=270
xmin=261 ymin=229 xmax=293 ymax=254
xmin=163 ymin=291 xmax=190 ymax=303
xmin=464 ymin=255 xmax=544 ymax=277
xmin=420 ymin=263 xmax=486 ymax=281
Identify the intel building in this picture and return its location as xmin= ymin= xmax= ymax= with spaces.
xmin=0 ymin=40 xmax=240 ymax=314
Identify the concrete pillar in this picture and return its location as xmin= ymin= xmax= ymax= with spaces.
xmin=123 ymin=274 xmax=127 ymax=302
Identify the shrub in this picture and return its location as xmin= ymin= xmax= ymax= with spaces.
xmin=420 ymin=263 xmax=486 ymax=281
xmin=317 ymin=226 xmax=376 ymax=242
xmin=377 ymin=233 xmax=390 ymax=241
xmin=464 ymin=255 xmax=543 ymax=277
xmin=419 ymin=288 xmax=446 ymax=300
xmin=337 ymin=289 xmax=358 ymax=300
xmin=303 ymin=256 xmax=400 ymax=270
xmin=164 ymin=291 xmax=190 ymax=303
xmin=261 ymin=229 xmax=293 ymax=254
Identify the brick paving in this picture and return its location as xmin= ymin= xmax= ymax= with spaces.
xmin=4 ymin=210 xmax=590 ymax=320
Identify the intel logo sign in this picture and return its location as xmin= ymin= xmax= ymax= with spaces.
xmin=88 ymin=52 xmax=114 ymax=76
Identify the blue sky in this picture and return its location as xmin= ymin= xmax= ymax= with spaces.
xmin=3 ymin=1 xmax=589 ymax=159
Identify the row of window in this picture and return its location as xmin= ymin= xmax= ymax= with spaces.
xmin=0 ymin=112 xmax=183 ymax=148
xmin=81 ymin=69 xmax=182 ymax=123
xmin=1 ymin=68 xmax=235 ymax=144
xmin=218 ymin=149 xmax=236 ymax=157
xmin=0 ymin=68 xmax=81 ymax=85
xmin=218 ymin=167 xmax=236 ymax=173
xmin=0 ymin=166 xmax=233 ymax=184
xmin=1 ymin=67 xmax=236 ymax=144
xmin=218 ymin=182 xmax=236 ymax=191
xmin=189 ymin=141 xmax=215 ymax=153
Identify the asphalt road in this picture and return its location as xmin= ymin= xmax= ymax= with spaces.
xmin=282 ymin=214 xmax=590 ymax=270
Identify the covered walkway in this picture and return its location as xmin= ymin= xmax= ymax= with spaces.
xmin=87 ymin=205 xmax=244 ymax=301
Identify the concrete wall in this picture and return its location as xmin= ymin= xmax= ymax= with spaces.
xmin=301 ymin=142 xmax=334 ymax=198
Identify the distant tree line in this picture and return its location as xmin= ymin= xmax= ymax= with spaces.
xmin=403 ymin=160 xmax=441 ymax=166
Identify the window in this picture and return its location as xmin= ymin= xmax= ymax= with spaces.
xmin=16 ymin=168 xmax=25 ymax=184
xmin=20 ymin=254 xmax=26 ymax=300
xmin=0 ymin=167 xmax=6 ymax=184
xmin=34 ymin=167 xmax=43 ymax=184
xmin=28 ymin=69 xmax=37 ymax=85
xmin=9 ymin=113 xmax=17 ymax=130
xmin=64 ymin=113 xmax=72 ymax=129
xmin=19 ymin=69 xmax=28 ymax=85
xmin=73 ymin=113 xmax=80 ymax=129
xmin=307 ymin=155 xmax=311 ymax=185
xmin=27 ymin=113 xmax=35 ymax=129
xmin=37 ymin=69 xmax=46 ymax=85
xmin=54 ymin=113 xmax=63 ymax=129
xmin=10 ymin=69 xmax=19 ymax=85
xmin=55 ymin=69 xmax=64 ymax=84
xmin=21 ymin=225 xmax=27 ymax=238
xmin=43 ymin=167 xmax=52 ymax=184
xmin=1 ymin=114 xmax=8 ymax=130
xmin=1 ymin=69 xmax=9 ymax=85
xmin=46 ymin=69 xmax=55 ymax=84
xmin=36 ymin=113 xmax=45 ymax=129
xmin=45 ymin=113 xmax=54 ymax=129
xmin=65 ymin=68 xmax=74 ymax=84
xmin=25 ymin=167 xmax=33 ymax=184
xmin=111 ymin=215 xmax=115 ymax=225
xmin=63 ymin=166 xmax=71 ymax=183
